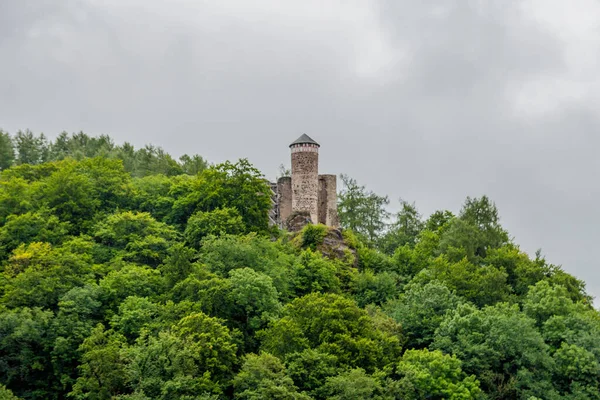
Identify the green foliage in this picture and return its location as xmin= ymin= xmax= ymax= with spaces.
xmin=433 ymin=303 xmax=555 ymax=399
xmin=292 ymin=250 xmax=341 ymax=296
xmin=199 ymin=233 xmax=297 ymax=300
xmin=130 ymin=174 xmax=181 ymax=221
xmin=261 ymin=293 xmax=402 ymax=372
xmin=357 ymin=245 xmax=395 ymax=273
xmin=552 ymin=342 xmax=600 ymax=398
xmin=424 ymin=210 xmax=455 ymax=232
xmin=384 ymin=281 xmax=464 ymax=348
xmin=396 ymin=349 xmax=483 ymax=400
xmin=352 ymin=270 xmax=398 ymax=307
xmin=412 ymin=256 xmax=509 ymax=307
xmin=337 ymin=175 xmax=390 ymax=244
xmin=0 ymin=307 xmax=54 ymax=398
xmin=393 ymin=349 xmax=481 ymax=399
xmin=233 ymin=353 xmax=310 ymax=400
xmin=94 ymin=211 xmax=179 ymax=267
xmin=14 ymin=130 xmax=49 ymax=165
xmin=0 ymin=130 xmax=15 ymax=171
xmin=299 ymin=223 xmax=329 ymax=250
xmin=438 ymin=196 xmax=509 ymax=263
xmin=184 ymin=207 xmax=244 ymax=248
xmin=170 ymin=159 xmax=272 ymax=232
xmin=378 ymin=200 xmax=424 ymax=254
xmin=320 ymin=368 xmax=384 ymax=400
xmin=71 ymin=324 xmax=128 ymax=399
xmin=0 ymin=385 xmax=21 ymax=400
xmin=2 ymin=241 xmax=96 ymax=309
xmin=0 ymin=133 xmax=596 ymax=400
xmin=0 ymin=210 xmax=70 ymax=259
xmin=285 ymin=349 xmax=340 ymax=397
xmin=99 ymin=264 xmax=165 ymax=310
xmin=226 ymin=268 xmax=282 ymax=350
xmin=179 ymin=154 xmax=208 ymax=175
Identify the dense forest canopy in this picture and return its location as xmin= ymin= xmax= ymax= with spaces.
xmin=0 ymin=130 xmax=598 ymax=400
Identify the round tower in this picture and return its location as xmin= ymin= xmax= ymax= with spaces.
xmin=290 ymin=134 xmax=320 ymax=223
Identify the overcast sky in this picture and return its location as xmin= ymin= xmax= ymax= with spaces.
xmin=2 ymin=0 xmax=600 ymax=303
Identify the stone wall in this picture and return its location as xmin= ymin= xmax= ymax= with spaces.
xmin=318 ymin=174 xmax=339 ymax=228
xmin=291 ymin=145 xmax=319 ymax=223
xmin=277 ymin=176 xmax=292 ymax=226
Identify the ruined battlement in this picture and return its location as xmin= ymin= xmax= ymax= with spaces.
xmin=271 ymin=134 xmax=339 ymax=230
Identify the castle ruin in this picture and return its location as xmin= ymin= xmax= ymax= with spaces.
xmin=270 ymin=134 xmax=339 ymax=230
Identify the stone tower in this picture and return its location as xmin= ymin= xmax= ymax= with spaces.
xmin=290 ymin=134 xmax=320 ymax=223
xmin=273 ymin=134 xmax=338 ymax=230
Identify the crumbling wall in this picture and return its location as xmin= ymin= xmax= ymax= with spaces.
xmin=277 ymin=176 xmax=292 ymax=227
xmin=318 ymin=174 xmax=339 ymax=228
xmin=268 ymin=181 xmax=278 ymax=226
xmin=318 ymin=176 xmax=328 ymax=225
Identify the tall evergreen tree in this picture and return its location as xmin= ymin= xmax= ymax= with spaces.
xmin=0 ymin=130 xmax=15 ymax=170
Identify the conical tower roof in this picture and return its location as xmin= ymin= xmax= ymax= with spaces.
xmin=289 ymin=134 xmax=320 ymax=148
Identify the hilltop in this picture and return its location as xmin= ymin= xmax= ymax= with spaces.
xmin=0 ymin=130 xmax=597 ymax=400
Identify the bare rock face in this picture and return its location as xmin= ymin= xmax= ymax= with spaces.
xmin=316 ymin=228 xmax=357 ymax=267
xmin=286 ymin=211 xmax=313 ymax=232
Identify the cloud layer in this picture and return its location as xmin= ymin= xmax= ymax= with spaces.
xmin=2 ymin=0 xmax=600 ymax=302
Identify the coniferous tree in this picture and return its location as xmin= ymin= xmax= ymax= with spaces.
xmin=0 ymin=130 xmax=15 ymax=171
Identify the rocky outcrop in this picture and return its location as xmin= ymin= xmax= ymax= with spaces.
xmin=286 ymin=211 xmax=312 ymax=232
xmin=316 ymin=228 xmax=357 ymax=267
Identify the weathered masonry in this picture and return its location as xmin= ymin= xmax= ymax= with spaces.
xmin=270 ymin=134 xmax=339 ymax=229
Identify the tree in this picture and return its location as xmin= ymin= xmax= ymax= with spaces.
xmin=0 ymin=307 xmax=55 ymax=398
xmin=226 ymin=268 xmax=282 ymax=350
xmin=199 ymin=233 xmax=297 ymax=300
xmin=14 ymin=130 xmax=49 ymax=165
xmin=522 ymin=281 xmax=579 ymax=328
xmin=378 ymin=200 xmax=424 ymax=254
xmin=2 ymin=241 xmax=96 ymax=309
xmin=70 ymin=324 xmax=128 ymax=400
xmin=109 ymin=296 xmax=161 ymax=342
xmin=133 ymin=145 xmax=183 ymax=177
xmin=411 ymin=256 xmax=509 ymax=307
xmin=433 ymin=303 xmax=555 ymax=399
xmin=352 ymin=270 xmax=398 ymax=307
xmin=233 ymin=353 xmax=310 ymax=400
xmin=424 ymin=210 xmax=454 ymax=232
xmin=392 ymin=349 xmax=481 ymax=399
xmin=384 ymin=281 xmax=464 ymax=348
xmin=93 ymin=211 xmax=179 ymax=267
xmin=37 ymin=161 xmax=99 ymax=231
xmin=292 ymin=250 xmax=341 ymax=297
xmin=0 ymin=130 xmax=15 ymax=170
xmin=179 ymin=154 xmax=208 ymax=175
xmin=0 ymin=210 xmax=70 ymax=260
xmin=0 ymin=385 xmax=21 ymax=400
xmin=337 ymin=175 xmax=390 ymax=244
xmin=130 ymin=174 xmax=180 ymax=222
xmin=99 ymin=264 xmax=165 ymax=310
xmin=51 ymin=285 xmax=104 ymax=394
xmin=184 ymin=207 xmax=244 ymax=248
xmin=261 ymin=293 xmax=402 ymax=372
xmin=552 ymin=342 xmax=600 ymax=398
xmin=285 ymin=349 xmax=340 ymax=397
xmin=320 ymin=369 xmax=383 ymax=400
xmin=170 ymin=159 xmax=272 ymax=233
xmin=439 ymin=196 xmax=509 ymax=263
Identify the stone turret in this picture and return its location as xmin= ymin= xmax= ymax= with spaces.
xmin=271 ymin=134 xmax=339 ymax=230
xmin=290 ymin=134 xmax=320 ymax=224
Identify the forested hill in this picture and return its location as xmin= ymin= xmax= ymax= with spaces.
xmin=0 ymin=130 xmax=598 ymax=400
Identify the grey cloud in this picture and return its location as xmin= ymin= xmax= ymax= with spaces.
xmin=1 ymin=0 xmax=599 ymax=302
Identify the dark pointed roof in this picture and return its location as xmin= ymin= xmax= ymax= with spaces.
xmin=289 ymin=134 xmax=320 ymax=147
